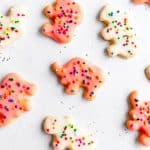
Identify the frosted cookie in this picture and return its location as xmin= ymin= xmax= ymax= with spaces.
xmin=0 ymin=6 xmax=27 ymax=49
xmin=127 ymin=91 xmax=150 ymax=146
xmin=0 ymin=73 xmax=36 ymax=126
xmin=51 ymin=57 xmax=104 ymax=100
xmin=43 ymin=116 xmax=95 ymax=150
xmin=145 ymin=65 xmax=150 ymax=80
xmin=41 ymin=0 xmax=83 ymax=43
xmin=133 ymin=0 xmax=150 ymax=5
xmin=100 ymin=5 xmax=137 ymax=58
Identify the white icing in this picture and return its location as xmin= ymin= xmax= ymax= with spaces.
xmin=0 ymin=6 xmax=27 ymax=49
xmin=44 ymin=116 xmax=95 ymax=150
xmin=100 ymin=5 xmax=137 ymax=58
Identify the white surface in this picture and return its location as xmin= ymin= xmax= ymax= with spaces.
xmin=0 ymin=0 xmax=150 ymax=150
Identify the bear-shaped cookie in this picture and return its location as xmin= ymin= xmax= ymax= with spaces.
xmin=41 ymin=0 xmax=83 ymax=43
xmin=0 ymin=73 xmax=36 ymax=126
xmin=43 ymin=116 xmax=95 ymax=150
xmin=133 ymin=0 xmax=150 ymax=5
xmin=51 ymin=57 xmax=104 ymax=100
xmin=0 ymin=6 xmax=27 ymax=49
xmin=100 ymin=5 xmax=137 ymax=58
xmin=127 ymin=91 xmax=150 ymax=146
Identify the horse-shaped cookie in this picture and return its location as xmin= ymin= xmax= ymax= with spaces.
xmin=51 ymin=57 xmax=104 ymax=100
xmin=127 ymin=91 xmax=150 ymax=146
xmin=0 ymin=73 xmax=36 ymax=126
xmin=43 ymin=116 xmax=95 ymax=150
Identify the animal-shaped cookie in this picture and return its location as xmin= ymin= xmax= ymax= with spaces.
xmin=41 ymin=0 xmax=83 ymax=43
xmin=0 ymin=6 xmax=27 ymax=49
xmin=100 ymin=5 xmax=137 ymax=58
xmin=145 ymin=65 xmax=150 ymax=80
xmin=43 ymin=116 xmax=95 ymax=150
xmin=127 ymin=91 xmax=150 ymax=146
xmin=0 ymin=73 xmax=36 ymax=126
xmin=51 ymin=57 xmax=104 ymax=100
xmin=133 ymin=0 xmax=150 ymax=5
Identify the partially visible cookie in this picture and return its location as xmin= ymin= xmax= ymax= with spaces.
xmin=127 ymin=91 xmax=150 ymax=146
xmin=43 ymin=116 xmax=95 ymax=150
xmin=41 ymin=0 xmax=83 ymax=43
xmin=0 ymin=6 xmax=27 ymax=49
xmin=51 ymin=57 xmax=104 ymax=100
xmin=132 ymin=0 xmax=150 ymax=5
xmin=145 ymin=65 xmax=150 ymax=80
xmin=100 ymin=5 xmax=137 ymax=58
xmin=0 ymin=73 xmax=36 ymax=126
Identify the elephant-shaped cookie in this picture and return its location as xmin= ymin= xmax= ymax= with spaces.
xmin=51 ymin=57 xmax=104 ymax=100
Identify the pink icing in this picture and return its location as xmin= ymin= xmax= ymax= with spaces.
xmin=133 ymin=0 xmax=150 ymax=4
xmin=51 ymin=58 xmax=104 ymax=100
xmin=0 ymin=73 xmax=35 ymax=126
xmin=127 ymin=91 xmax=150 ymax=146
xmin=41 ymin=0 xmax=83 ymax=43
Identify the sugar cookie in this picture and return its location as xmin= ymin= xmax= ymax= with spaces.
xmin=41 ymin=0 xmax=83 ymax=43
xmin=43 ymin=116 xmax=95 ymax=150
xmin=51 ymin=57 xmax=104 ymax=100
xmin=0 ymin=6 xmax=27 ymax=49
xmin=100 ymin=5 xmax=137 ymax=58
xmin=145 ymin=65 xmax=150 ymax=80
xmin=0 ymin=73 xmax=36 ymax=126
xmin=127 ymin=91 xmax=150 ymax=146
xmin=133 ymin=0 xmax=150 ymax=5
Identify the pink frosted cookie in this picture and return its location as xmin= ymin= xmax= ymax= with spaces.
xmin=0 ymin=73 xmax=36 ymax=126
xmin=51 ymin=58 xmax=104 ymax=100
xmin=133 ymin=0 xmax=150 ymax=5
xmin=127 ymin=91 xmax=150 ymax=146
xmin=43 ymin=116 xmax=95 ymax=150
xmin=41 ymin=0 xmax=83 ymax=43
xmin=0 ymin=6 xmax=27 ymax=49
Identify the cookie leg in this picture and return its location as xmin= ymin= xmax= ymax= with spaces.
xmin=83 ymin=89 xmax=96 ymax=100
xmin=21 ymin=99 xmax=31 ymax=111
xmin=41 ymin=23 xmax=53 ymax=38
xmin=65 ymin=84 xmax=80 ymax=95
xmin=139 ymin=133 xmax=150 ymax=146
xmin=127 ymin=120 xmax=141 ymax=131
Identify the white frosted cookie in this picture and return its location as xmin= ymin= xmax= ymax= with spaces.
xmin=0 ymin=6 xmax=27 ymax=49
xmin=43 ymin=116 xmax=95 ymax=150
xmin=100 ymin=5 xmax=137 ymax=58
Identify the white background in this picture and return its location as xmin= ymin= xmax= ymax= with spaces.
xmin=0 ymin=0 xmax=150 ymax=150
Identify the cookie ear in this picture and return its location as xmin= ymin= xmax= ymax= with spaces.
xmin=129 ymin=91 xmax=138 ymax=108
